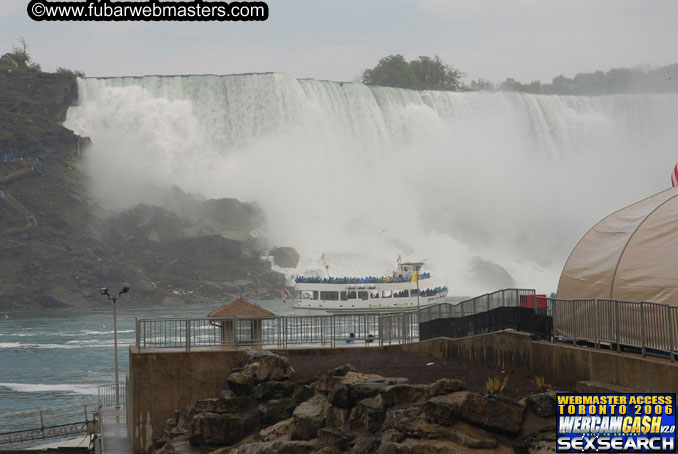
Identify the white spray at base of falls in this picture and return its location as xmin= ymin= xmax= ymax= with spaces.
xmin=64 ymin=74 xmax=678 ymax=295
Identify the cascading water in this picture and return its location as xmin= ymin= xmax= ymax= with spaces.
xmin=63 ymin=74 xmax=678 ymax=295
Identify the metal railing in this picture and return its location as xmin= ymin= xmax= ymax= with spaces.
xmin=0 ymin=402 xmax=99 ymax=446
xmin=136 ymin=312 xmax=419 ymax=350
xmin=97 ymin=383 xmax=126 ymax=408
xmin=134 ymin=289 xmax=677 ymax=361
xmin=418 ymin=289 xmax=537 ymax=323
xmin=552 ymin=297 xmax=678 ymax=360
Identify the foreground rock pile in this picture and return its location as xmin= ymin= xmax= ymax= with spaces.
xmin=152 ymin=351 xmax=557 ymax=454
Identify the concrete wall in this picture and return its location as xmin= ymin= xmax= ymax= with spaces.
xmin=128 ymin=333 xmax=678 ymax=453
xmin=127 ymin=347 xmax=245 ymax=453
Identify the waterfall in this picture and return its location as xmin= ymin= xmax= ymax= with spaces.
xmin=64 ymin=73 xmax=678 ymax=294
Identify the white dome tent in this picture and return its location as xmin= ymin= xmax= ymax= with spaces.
xmin=558 ymin=186 xmax=678 ymax=305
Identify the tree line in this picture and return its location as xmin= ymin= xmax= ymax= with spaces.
xmin=362 ymin=54 xmax=678 ymax=95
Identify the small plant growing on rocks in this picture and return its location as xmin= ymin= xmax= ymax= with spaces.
xmin=484 ymin=375 xmax=508 ymax=395
xmin=535 ymin=376 xmax=553 ymax=392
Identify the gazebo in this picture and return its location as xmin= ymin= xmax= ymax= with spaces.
xmin=207 ymin=298 xmax=276 ymax=348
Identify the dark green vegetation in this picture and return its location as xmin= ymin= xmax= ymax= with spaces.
xmin=0 ymin=49 xmax=285 ymax=309
xmin=501 ymin=63 xmax=678 ymax=95
xmin=362 ymin=55 xmax=465 ymax=91
xmin=362 ymin=54 xmax=678 ymax=94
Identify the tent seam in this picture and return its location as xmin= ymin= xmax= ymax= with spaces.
xmin=608 ymin=191 xmax=678 ymax=299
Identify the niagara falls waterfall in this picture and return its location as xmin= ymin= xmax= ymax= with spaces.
xmin=64 ymin=74 xmax=678 ymax=294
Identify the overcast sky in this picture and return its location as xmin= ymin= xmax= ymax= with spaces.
xmin=1 ymin=0 xmax=677 ymax=83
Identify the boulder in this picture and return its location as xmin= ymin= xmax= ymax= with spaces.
xmin=381 ymin=429 xmax=405 ymax=443
xmin=325 ymin=405 xmax=350 ymax=429
xmin=291 ymin=394 xmax=327 ymax=441
xmin=315 ymin=448 xmax=341 ymax=454
xmin=349 ymin=395 xmax=386 ymax=433
xmin=375 ymin=442 xmax=453 ymax=454
xmin=424 ymin=393 xmax=466 ymax=426
xmin=317 ymin=427 xmax=354 ymax=452
xmin=258 ymin=398 xmax=294 ymax=427
xmin=241 ymin=350 xmax=294 ymax=382
xmin=189 ymin=412 xmax=257 ymax=446
xmin=329 ymin=381 xmax=385 ymax=408
xmin=449 ymin=427 xmax=497 ymax=449
xmin=226 ymin=372 xmax=254 ymax=396
xmin=429 ymin=379 xmax=466 ymax=396
xmin=235 ymin=440 xmax=316 ymax=454
xmin=382 ymin=406 xmax=448 ymax=439
xmin=254 ymin=380 xmax=296 ymax=401
xmin=259 ymin=417 xmax=294 ymax=442
xmin=526 ymin=392 xmax=557 ymax=417
xmin=216 ymin=392 xmax=252 ymax=414
xmin=381 ymin=384 xmax=431 ymax=408
xmin=349 ymin=437 xmax=382 ymax=454
xmin=271 ymin=247 xmax=300 ymax=268
xmin=172 ymin=406 xmax=196 ymax=434
xmin=292 ymin=384 xmax=316 ymax=406
xmin=459 ymin=392 xmax=525 ymax=435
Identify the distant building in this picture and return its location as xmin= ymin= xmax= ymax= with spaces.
xmin=207 ymin=298 xmax=276 ymax=348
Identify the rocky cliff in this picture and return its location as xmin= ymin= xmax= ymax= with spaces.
xmin=0 ymin=71 xmax=285 ymax=309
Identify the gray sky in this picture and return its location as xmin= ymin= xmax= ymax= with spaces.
xmin=1 ymin=0 xmax=677 ymax=83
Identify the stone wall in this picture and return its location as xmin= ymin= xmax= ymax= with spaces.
xmin=128 ymin=332 xmax=678 ymax=452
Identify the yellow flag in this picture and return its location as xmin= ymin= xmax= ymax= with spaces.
xmin=410 ymin=270 xmax=418 ymax=282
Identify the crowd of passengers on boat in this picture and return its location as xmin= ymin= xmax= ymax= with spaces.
xmin=296 ymin=285 xmax=448 ymax=301
xmin=294 ymin=273 xmax=432 ymax=284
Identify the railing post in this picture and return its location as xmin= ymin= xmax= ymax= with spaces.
xmin=640 ymin=302 xmax=646 ymax=357
xmin=594 ymin=299 xmax=599 ymax=349
xmin=668 ymin=308 xmax=675 ymax=362
xmin=185 ymin=319 xmax=191 ymax=352
xmin=571 ymin=300 xmax=577 ymax=346
xmin=39 ymin=410 xmax=45 ymax=434
xmin=135 ymin=318 xmax=140 ymax=349
xmin=615 ymin=300 xmax=621 ymax=353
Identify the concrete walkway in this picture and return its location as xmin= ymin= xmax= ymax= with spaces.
xmin=100 ymin=407 xmax=131 ymax=454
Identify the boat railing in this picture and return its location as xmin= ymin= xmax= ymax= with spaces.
xmin=294 ymin=273 xmax=432 ymax=285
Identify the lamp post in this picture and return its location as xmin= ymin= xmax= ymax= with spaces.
xmin=99 ymin=286 xmax=129 ymax=409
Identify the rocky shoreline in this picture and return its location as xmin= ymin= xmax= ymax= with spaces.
xmin=152 ymin=351 xmax=557 ymax=454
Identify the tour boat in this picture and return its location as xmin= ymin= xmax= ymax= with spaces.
xmin=292 ymin=262 xmax=448 ymax=314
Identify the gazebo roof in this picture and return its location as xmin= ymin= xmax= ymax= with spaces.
xmin=207 ymin=297 xmax=276 ymax=319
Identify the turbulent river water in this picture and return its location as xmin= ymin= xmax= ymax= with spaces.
xmin=0 ymin=300 xmax=289 ymax=415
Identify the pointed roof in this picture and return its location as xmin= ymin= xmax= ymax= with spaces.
xmin=207 ymin=297 xmax=276 ymax=318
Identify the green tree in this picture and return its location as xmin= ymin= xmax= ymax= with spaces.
xmin=0 ymin=38 xmax=42 ymax=72
xmin=465 ymin=78 xmax=494 ymax=91
xmin=409 ymin=56 xmax=463 ymax=91
xmin=362 ymin=54 xmax=464 ymax=91
xmin=362 ymin=54 xmax=414 ymax=89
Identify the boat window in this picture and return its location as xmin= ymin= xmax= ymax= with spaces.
xmin=320 ymin=291 xmax=339 ymax=301
xmin=347 ymin=291 xmax=356 ymax=299
xmin=297 ymin=290 xmax=314 ymax=300
xmin=382 ymin=290 xmax=392 ymax=298
xmin=369 ymin=290 xmax=379 ymax=299
xmin=394 ymin=290 xmax=409 ymax=298
xmin=410 ymin=289 xmax=419 ymax=296
xmin=358 ymin=291 xmax=368 ymax=300
xmin=340 ymin=291 xmax=348 ymax=301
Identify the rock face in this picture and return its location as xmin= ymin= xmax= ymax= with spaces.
xmin=0 ymin=71 xmax=287 ymax=308
xmin=271 ymin=247 xmax=300 ymax=268
xmin=153 ymin=353 xmax=560 ymax=454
